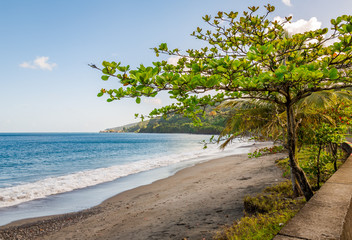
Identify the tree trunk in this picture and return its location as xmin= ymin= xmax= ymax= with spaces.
xmin=317 ymin=145 xmax=322 ymax=189
xmin=286 ymin=102 xmax=314 ymax=201
xmin=330 ymin=143 xmax=338 ymax=172
xmin=290 ymin=167 xmax=303 ymax=197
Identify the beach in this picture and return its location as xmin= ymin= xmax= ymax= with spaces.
xmin=0 ymin=149 xmax=287 ymax=240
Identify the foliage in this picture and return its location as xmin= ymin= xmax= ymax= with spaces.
xmin=218 ymin=100 xmax=286 ymax=148
xmin=102 ymin=121 xmax=149 ymax=133
xmin=263 ymin=180 xmax=295 ymax=196
xmin=94 ymin=9 xmax=352 ymax=121
xmin=103 ymin=107 xmax=228 ymax=134
xmin=92 ymin=5 xmax=352 ymax=201
xmin=215 ymin=181 xmax=305 ymax=240
xmin=277 ymin=146 xmax=345 ymax=188
xmin=275 ymin=157 xmax=291 ymax=178
xmin=102 ymin=107 xmax=229 ymax=134
xmin=136 ymin=110 xmax=226 ymax=134
xmin=248 ymin=145 xmax=285 ymax=158
xmin=243 ymin=181 xmax=298 ymax=214
xmin=244 ymin=194 xmax=289 ymax=214
xmin=221 ymin=90 xmax=352 ymax=150
xmin=297 ymin=101 xmax=352 ymax=188
xmin=299 ymin=146 xmax=345 ymax=188
xmin=217 ymin=142 xmax=345 ymax=240
xmin=215 ymin=210 xmax=297 ymax=240
xmin=298 ymin=100 xmax=352 ymax=146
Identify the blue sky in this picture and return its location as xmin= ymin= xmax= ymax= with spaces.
xmin=1 ymin=0 xmax=351 ymax=132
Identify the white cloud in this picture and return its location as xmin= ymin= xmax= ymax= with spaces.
xmin=20 ymin=56 xmax=57 ymax=71
xmin=167 ymin=56 xmax=181 ymax=66
xmin=144 ymin=98 xmax=162 ymax=106
xmin=167 ymin=56 xmax=192 ymax=72
xmin=324 ymin=38 xmax=339 ymax=46
xmin=19 ymin=62 xmax=36 ymax=69
xmin=282 ymin=0 xmax=292 ymax=7
xmin=274 ymin=16 xmax=322 ymax=35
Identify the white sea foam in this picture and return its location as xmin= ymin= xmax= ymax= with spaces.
xmin=0 ymin=141 xmax=252 ymax=208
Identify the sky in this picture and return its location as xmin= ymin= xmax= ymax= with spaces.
xmin=1 ymin=0 xmax=352 ymax=132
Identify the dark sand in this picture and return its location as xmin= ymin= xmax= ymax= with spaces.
xmin=0 ymin=150 xmax=287 ymax=240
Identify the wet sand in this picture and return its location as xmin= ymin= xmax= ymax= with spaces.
xmin=0 ymin=150 xmax=287 ymax=240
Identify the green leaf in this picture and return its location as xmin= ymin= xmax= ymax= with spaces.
xmin=159 ymin=43 xmax=168 ymax=51
xmin=97 ymin=92 xmax=104 ymax=97
xmin=275 ymin=72 xmax=285 ymax=80
xmin=102 ymin=61 xmax=110 ymax=67
xmin=346 ymin=24 xmax=352 ymax=33
xmin=278 ymin=65 xmax=288 ymax=72
xmin=206 ymin=78 xmax=218 ymax=87
xmin=152 ymin=67 xmax=159 ymax=76
xmin=136 ymin=97 xmax=141 ymax=104
xmin=217 ymin=66 xmax=227 ymax=72
xmin=101 ymin=75 xmax=109 ymax=81
xmin=202 ymin=15 xmax=211 ymax=22
xmin=329 ymin=68 xmax=339 ymax=80
xmin=136 ymin=85 xmax=145 ymax=91
xmin=192 ymin=63 xmax=200 ymax=72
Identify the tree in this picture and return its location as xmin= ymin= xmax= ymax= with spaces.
xmin=310 ymin=123 xmax=345 ymax=188
xmin=219 ymin=90 xmax=352 ymax=151
xmin=217 ymin=90 xmax=352 ymax=195
xmin=299 ymin=95 xmax=352 ymax=173
xmin=91 ymin=5 xmax=352 ymax=201
xmin=217 ymin=99 xmax=285 ymax=148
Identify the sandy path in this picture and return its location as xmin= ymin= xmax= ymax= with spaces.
xmin=1 ymin=151 xmax=287 ymax=240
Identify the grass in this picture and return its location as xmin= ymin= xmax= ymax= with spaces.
xmin=215 ymin=144 xmax=347 ymax=240
xmin=215 ymin=210 xmax=297 ymax=240
xmin=214 ymin=181 xmax=305 ymax=240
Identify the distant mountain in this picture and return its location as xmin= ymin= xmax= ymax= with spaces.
xmin=100 ymin=109 xmax=228 ymax=135
xmin=100 ymin=122 xmax=147 ymax=133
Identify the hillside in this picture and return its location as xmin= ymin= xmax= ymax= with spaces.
xmin=100 ymin=122 xmax=148 ymax=133
xmin=100 ymin=110 xmax=228 ymax=134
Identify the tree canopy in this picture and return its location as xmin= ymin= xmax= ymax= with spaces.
xmin=92 ymin=5 xmax=352 ymax=201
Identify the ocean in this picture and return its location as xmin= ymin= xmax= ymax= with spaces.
xmin=0 ymin=132 xmax=252 ymax=226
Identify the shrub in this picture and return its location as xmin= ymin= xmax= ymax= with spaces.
xmin=214 ymin=181 xmax=305 ymax=240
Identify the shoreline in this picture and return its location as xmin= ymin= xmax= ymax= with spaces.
xmin=0 ymin=134 xmax=252 ymax=212
xmin=0 ymin=147 xmax=287 ymax=240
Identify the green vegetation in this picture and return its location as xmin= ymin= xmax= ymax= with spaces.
xmin=102 ymin=108 xmax=228 ymax=134
xmin=138 ymin=113 xmax=225 ymax=134
xmin=219 ymin=91 xmax=352 ymax=148
xmin=277 ymin=145 xmax=346 ymax=190
xmin=92 ymin=5 xmax=352 ymax=201
xmin=216 ymin=141 xmax=349 ymax=240
xmin=248 ymin=145 xmax=285 ymax=158
xmin=218 ymin=100 xmax=284 ymax=148
xmin=101 ymin=121 xmax=149 ymax=133
xmin=215 ymin=181 xmax=305 ymax=240
xmin=216 ymin=142 xmax=348 ymax=240
xmin=221 ymin=90 xmax=352 ymax=195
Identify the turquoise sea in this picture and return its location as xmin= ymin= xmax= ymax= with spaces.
xmin=0 ymin=133 xmax=252 ymax=225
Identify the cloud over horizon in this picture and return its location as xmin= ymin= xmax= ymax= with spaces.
xmin=20 ymin=56 xmax=57 ymax=71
